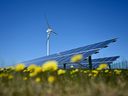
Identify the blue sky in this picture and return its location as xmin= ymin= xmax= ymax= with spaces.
xmin=0 ymin=0 xmax=128 ymax=66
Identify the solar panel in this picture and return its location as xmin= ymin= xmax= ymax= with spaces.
xmin=80 ymin=56 xmax=119 ymax=64
xmin=23 ymin=49 xmax=99 ymax=66
xmin=91 ymin=56 xmax=119 ymax=68
xmin=64 ymin=56 xmax=120 ymax=69
xmin=22 ymin=38 xmax=117 ymax=67
xmin=110 ymin=61 xmax=128 ymax=69
xmin=57 ymin=38 xmax=117 ymax=56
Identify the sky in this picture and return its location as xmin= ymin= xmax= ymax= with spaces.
xmin=0 ymin=0 xmax=128 ymax=66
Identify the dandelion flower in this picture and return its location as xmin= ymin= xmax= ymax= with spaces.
xmin=75 ymin=69 xmax=79 ymax=72
xmin=48 ymin=76 xmax=55 ymax=84
xmin=92 ymin=70 xmax=98 ymax=74
xmin=93 ymin=74 xmax=97 ymax=77
xmin=0 ymin=73 xmax=8 ymax=78
xmin=8 ymin=75 xmax=13 ymax=79
xmin=83 ymin=70 xmax=87 ymax=74
xmin=27 ymin=64 xmax=37 ymax=72
xmin=35 ymin=66 xmax=42 ymax=73
xmin=70 ymin=69 xmax=79 ymax=74
xmin=15 ymin=64 xmax=25 ymax=72
xmin=57 ymin=69 xmax=66 ymax=75
xmin=42 ymin=60 xmax=58 ymax=72
xmin=98 ymin=64 xmax=108 ymax=69
xmin=105 ymin=69 xmax=109 ymax=73
xmin=88 ymin=73 xmax=92 ymax=77
xmin=35 ymin=77 xmax=41 ymax=83
xmin=96 ymin=67 xmax=102 ymax=71
xmin=114 ymin=70 xmax=121 ymax=75
xmin=71 ymin=54 xmax=83 ymax=63
xmin=23 ymin=77 xmax=28 ymax=81
xmin=29 ymin=72 xmax=37 ymax=77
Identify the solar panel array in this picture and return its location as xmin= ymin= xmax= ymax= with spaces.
xmin=22 ymin=38 xmax=119 ymax=69
xmin=24 ymin=49 xmax=99 ymax=66
xmin=84 ymin=56 xmax=120 ymax=69
xmin=110 ymin=61 xmax=128 ymax=69
xmin=59 ymin=56 xmax=120 ymax=69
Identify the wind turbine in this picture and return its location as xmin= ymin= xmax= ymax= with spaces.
xmin=45 ymin=15 xmax=57 ymax=56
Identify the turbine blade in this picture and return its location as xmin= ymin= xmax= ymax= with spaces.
xmin=44 ymin=14 xmax=51 ymax=28
xmin=52 ymin=31 xmax=57 ymax=35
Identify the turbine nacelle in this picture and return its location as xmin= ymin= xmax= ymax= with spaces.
xmin=46 ymin=28 xmax=53 ymax=33
xmin=46 ymin=28 xmax=57 ymax=35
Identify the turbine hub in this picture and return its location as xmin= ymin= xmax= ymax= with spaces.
xmin=46 ymin=28 xmax=53 ymax=33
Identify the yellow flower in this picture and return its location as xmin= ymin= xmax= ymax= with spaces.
xmin=88 ymin=73 xmax=92 ymax=77
xmin=70 ymin=69 xmax=79 ymax=74
xmin=57 ymin=69 xmax=66 ymax=75
xmin=75 ymin=69 xmax=79 ymax=72
xmin=35 ymin=66 xmax=42 ymax=73
xmin=29 ymin=72 xmax=37 ymax=77
xmin=93 ymin=74 xmax=97 ymax=77
xmin=23 ymin=69 xmax=29 ymax=73
xmin=92 ymin=70 xmax=98 ymax=74
xmin=42 ymin=60 xmax=58 ymax=71
xmin=0 ymin=73 xmax=8 ymax=78
xmin=48 ymin=76 xmax=55 ymax=84
xmin=71 ymin=54 xmax=83 ymax=63
xmin=105 ymin=69 xmax=109 ymax=73
xmin=35 ymin=77 xmax=41 ymax=83
xmin=15 ymin=64 xmax=25 ymax=72
xmin=96 ymin=67 xmax=102 ymax=71
xmin=27 ymin=65 xmax=42 ymax=74
xmin=92 ymin=70 xmax=98 ymax=77
xmin=114 ymin=70 xmax=121 ymax=75
xmin=8 ymin=75 xmax=13 ymax=79
xmin=27 ymin=64 xmax=37 ymax=72
xmin=83 ymin=70 xmax=88 ymax=74
xmin=98 ymin=64 xmax=108 ymax=70
xmin=23 ymin=77 xmax=28 ymax=80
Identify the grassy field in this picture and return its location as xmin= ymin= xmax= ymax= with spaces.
xmin=0 ymin=60 xmax=128 ymax=96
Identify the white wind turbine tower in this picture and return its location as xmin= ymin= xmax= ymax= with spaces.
xmin=45 ymin=15 xmax=57 ymax=56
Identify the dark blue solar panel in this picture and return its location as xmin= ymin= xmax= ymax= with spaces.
xmin=87 ymin=56 xmax=119 ymax=69
xmin=62 ymin=56 xmax=119 ymax=69
xmin=75 ymin=56 xmax=119 ymax=65
xmin=110 ymin=61 xmax=128 ymax=69
xmin=22 ymin=38 xmax=117 ymax=67
xmin=58 ymin=50 xmax=98 ymax=64
xmin=58 ymin=38 xmax=117 ymax=56
xmin=24 ymin=49 xmax=99 ymax=66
